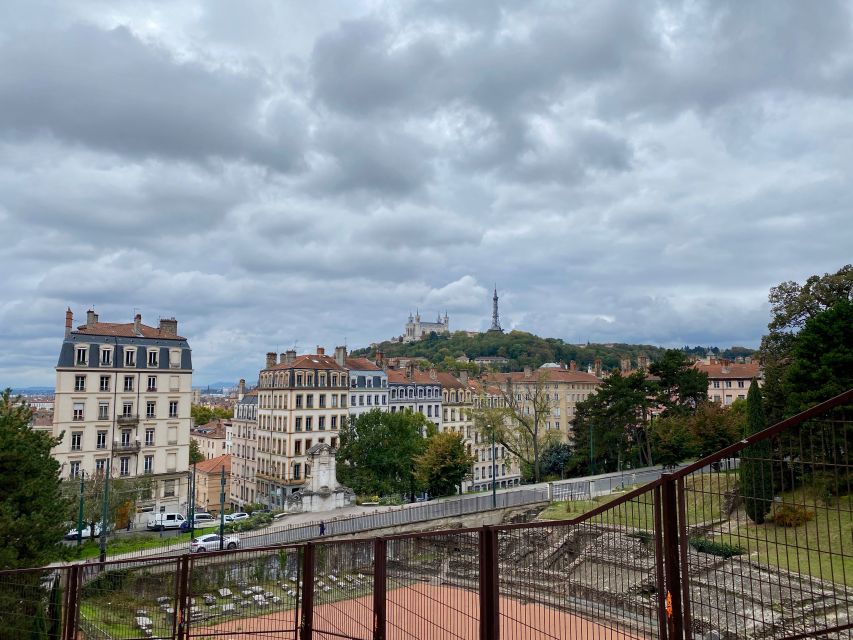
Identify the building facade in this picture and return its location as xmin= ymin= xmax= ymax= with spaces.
xmin=52 ymin=309 xmax=193 ymax=522
xmin=256 ymin=348 xmax=348 ymax=508
xmin=193 ymin=454 xmax=231 ymax=515
xmin=190 ymin=420 xmax=228 ymax=460
xmin=341 ymin=349 xmax=389 ymax=420
xmin=229 ymin=381 xmax=258 ymax=510
xmin=387 ymin=365 xmax=443 ymax=431
xmin=693 ymin=358 xmax=761 ymax=405
xmin=403 ymin=311 xmax=449 ymax=342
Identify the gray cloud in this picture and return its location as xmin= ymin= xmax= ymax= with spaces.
xmin=2 ymin=0 xmax=853 ymax=386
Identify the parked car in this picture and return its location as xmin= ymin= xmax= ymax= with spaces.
xmin=146 ymin=512 xmax=186 ymax=531
xmin=64 ymin=523 xmax=102 ymax=540
xmin=230 ymin=512 xmax=250 ymax=521
xmin=248 ymin=507 xmax=270 ymax=516
xmin=190 ymin=533 xmax=240 ymax=553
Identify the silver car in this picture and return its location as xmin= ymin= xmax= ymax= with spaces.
xmin=190 ymin=533 xmax=240 ymax=553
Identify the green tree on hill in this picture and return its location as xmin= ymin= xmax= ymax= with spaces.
xmin=414 ymin=432 xmax=475 ymax=497
xmin=740 ymin=381 xmax=773 ymax=524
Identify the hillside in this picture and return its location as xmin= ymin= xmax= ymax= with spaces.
xmin=351 ymin=330 xmax=754 ymax=372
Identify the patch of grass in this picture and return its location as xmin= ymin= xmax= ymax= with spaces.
xmin=689 ymin=537 xmax=745 ymax=558
xmin=73 ymin=532 xmax=194 ymax=559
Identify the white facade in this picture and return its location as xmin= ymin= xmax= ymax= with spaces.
xmin=402 ymin=311 xmax=449 ymax=342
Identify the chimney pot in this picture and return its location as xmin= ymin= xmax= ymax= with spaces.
xmin=86 ymin=309 xmax=98 ymax=327
xmin=523 ymin=366 xmax=532 ymax=379
xmin=65 ymin=308 xmax=73 ymax=337
xmin=569 ymin=360 xmax=577 ymax=371
xmin=286 ymin=349 xmax=296 ymax=364
xmin=459 ymin=370 xmax=469 ymax=385
xmin=266 ymin=352 xmax=277 ymax=369
xmin=594 ymin=358 xmax=602 ymax=378
xmin=159 ymin=317 xmax=178 ymax=336
xmin=316 ymin=346 xmax=325 ymax=356
xmin=334 ymin=346 xmax=347 ymax=368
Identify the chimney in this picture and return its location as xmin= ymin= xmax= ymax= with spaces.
xmin=86 ymin=309 xmax=98 ymax=327
xmin=375 ymin=348 xmax=384 ymax=367
xmin=406 ymin=363 xmax=414 ymax=379
xmin=594 ymin=358 xmax=602 ymax=378
xmin=65 ymin=308 xmax=73 ymax=337
xmin=159 ymin=317 xmax=178 ymax=336
xmin=429 ymin=368 xmax=437 ymax=380
xmin=523 ymin=366 xmax=532 ymax=379
xmin=620 ymin=357 xmax=631 ymax=373
xmin=238 ymin=379 xmax=246 ymax=401
xmin=637 ymin=355 xmax=648 ymax=371
xmin=286 ymin=349 xmax=296 ymax=364
xmin=569 ymin=360 xmax=577 ymax=371
xmin=266 ymin=352 xmax=277 ymax=369
xmin=133 ymin=313 xmax=142 ymax=334
xmin=334 ymin=346 xmax=347 ymax=368
xmin=316 ymin=346 xmax=325 ymax=356
xmin=459 ymin=370 xmax=469 ymax=385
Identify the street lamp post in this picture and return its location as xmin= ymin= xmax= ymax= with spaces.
xmin=491 ymin=430 xmax=497 ymax=508
xmin=99 ymin=460 xmax=111 ymax=563
xmin=219 ymin=466 xmax=226 ymax=551
xmin=76 ymin=470 xmax=87 ymax=547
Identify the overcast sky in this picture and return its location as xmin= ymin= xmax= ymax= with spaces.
xmin=2 ymin=1 xmax=852 ymax=387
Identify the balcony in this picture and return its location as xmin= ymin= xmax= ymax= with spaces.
xmin=117 ymin=414 xmax=139 ymax=426
xmin=112 ymin=440 xmax=141 ymax=453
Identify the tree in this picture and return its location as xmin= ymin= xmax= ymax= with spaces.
xmin=538 ymin=441 xmax=572 ymax=480
xmin=0 ymin=390 xmax=69 ymax=569
xmin=649 ymin=349 xmax=709 ymax=414
xmin=782 ymin=299 xmax=853 ymax=416
xmin=414 ymin=432 xmax=475 ymax=497
xmin=760 ymin=265 xmax=853 ymax=423
xmin=688 ymin=402 xmax=744 ymax=458
xmin=60 ymin=473 xmax=152 ymax=539
xmin=740 ymin=381 xmax=773 ymax=524
xmin=649 ymin=415 xmax=696 ymax=469
xmin=570 ymin=370 xmax=654 ymax=475
xmin=189 ymin=439 xmax=205 ymax=464
xmin=473 ymin=372 xmax=555 ymax=483
xmin=336 ymin=410 xmax=430 ymax=498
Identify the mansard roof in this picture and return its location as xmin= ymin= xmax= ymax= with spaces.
xmin=73 ymin=322 xmax=186 ymax=340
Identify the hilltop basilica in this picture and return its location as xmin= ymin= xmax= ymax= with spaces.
xmin=400 ymin=288 xmax=503 ymax=342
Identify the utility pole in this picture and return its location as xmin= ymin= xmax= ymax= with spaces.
xmin=76 ymin=471 xmax=86 ymax=547
xmin=219 ymin=466 xmax=225 ymax=550
xmin=491 ymin=430 xmax=497 ymax=508
xmin=99 ymin=460 xmax=111 ymax=563
xmin=189 ymin=463 xmax=197 ymax=540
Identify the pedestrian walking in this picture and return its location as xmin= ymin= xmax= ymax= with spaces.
xmin=319 ymin=521 xmax=326 ymax=536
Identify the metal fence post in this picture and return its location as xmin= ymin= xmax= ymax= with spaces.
xmin=62 ymin=564 xmax=81 ymax=640
xmin=373 ymin=537 xmax=387 ymax=640
xmin=479 ymin=525 xmax=499 ymax=640
xmin=176 ymin=554 xmax=191 ymax=640
xmin=661 ymin=473 xmax=684 ymax=640
xmin=300 ymin=542 xmax=316 ymax=640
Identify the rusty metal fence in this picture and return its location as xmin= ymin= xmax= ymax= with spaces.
xmin=3 ymin=389 xmax=851 ymax=640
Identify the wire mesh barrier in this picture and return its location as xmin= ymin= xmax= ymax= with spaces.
xmin=673 ymin=395 xmax=853 ymax=640
xmin=0 ymin=565 xmax=68 ymax=640
xmin=5 ymin=389 xmax=852 ymax=639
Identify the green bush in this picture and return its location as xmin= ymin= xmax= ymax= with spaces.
xmin=689 ymin=537 xmax=745 ymax=558
xmin=772 ymin=503 xmax=815 ymax=527
xmin=378 ymin=494 xmax=402 ymax=506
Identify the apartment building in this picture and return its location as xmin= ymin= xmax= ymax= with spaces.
xmin=387 ymin=364 xmax=442 ymax=430
xmin=229 ymin=381 xmax=258 ymax=510
xmin=693 ymin=358 xmax=761 ymax=405
xmin=338 ymin=348 xmax=389 ymax=419
xmin=52 ymin=309 xmax=192 ymax=520
xmin=190 ymin=420 xmax=228 ymax=459
xmin=469 ymin=379 xmax=520 ymax=492
xmin=256 ymin=348 xmax=348 ymax=508
xmin=193 ymin=454 xmax=231 ymax=515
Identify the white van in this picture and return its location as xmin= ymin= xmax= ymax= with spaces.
xmin=146 ymin=512 xmax=185 ymax=531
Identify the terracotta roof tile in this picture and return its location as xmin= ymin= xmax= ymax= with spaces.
xmin=73 ymin=322 xmax=186 ymax=340
xmin=693 ymin=362 xmax=760 ymax=380
xmin=265 ymin=354 xmax=346 ymax=372
xmin=195 ymin=454 xmax=231 ymax=474
xmin=345 ymin=357 xmax=381 ymax=371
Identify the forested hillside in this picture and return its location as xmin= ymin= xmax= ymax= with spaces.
xmin=351 ymin=330 xmax=754 ymax=372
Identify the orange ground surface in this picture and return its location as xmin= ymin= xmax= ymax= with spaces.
xmin=193 ymin=583 xmax=645 ymax=639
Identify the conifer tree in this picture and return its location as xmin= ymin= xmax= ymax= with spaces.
xmin=740 ymin=381 xmax=774 ymax=524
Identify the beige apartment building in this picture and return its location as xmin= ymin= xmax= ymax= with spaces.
xmin=193 ymin=454 xmax=231 ymax=515
xmin=693 ymin=358 xmax=761 ymax=405
xmin=52 ymin=309 xmax=193 ymax=522
xmin=468 ymin=379 xmax=520 ymax=491
xmin=229 ymin=381 xmax=258 ymax=510
xmin=256 ymin=348 xmax=348 ymax=508
xmin=190 ymin=420 xmax=228 ymax=459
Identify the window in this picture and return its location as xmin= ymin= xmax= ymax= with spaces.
xmin=305 ymin=417 xmax=313 ymax=431
xmin=331 ymin=437 xmax=337 ymax=448
xmin=120 ymin=457 xmax=130 ymax=477
xmin=331 ymin=416 xmax=337 ymax=429
xmin=144 ymin=456 xmax=153 ymax=474
xmin=427 ymin=405 xmax=432 ymax=417
xmin=295 ymin=417 xmax=302 ymax=432
xmin=98 ymin=402 xmax=109 ymax=420
xmin=124 ymin=376 xmax=134 ymax=392
xmin=71 ymin=431 xmax=82 ymax=451
xmin=319 ymin=394 xmax=326 ymax=408
xmin=713 ymin=381 xmax=720 ymax=388
xmin=169 ymin=376 xmax=180 ymax=391
xmin=69 ymin=461 xmax=80 ymax=478
xmin=296 ymin=395 xmax=303 ymax=408
xmin=306 ymin=395 xmax=314 ymax=408
xmin=100 ymin=347 xmax=112 ymax=366
xmin=319 ymin=416 xmax=326 ymax=431
xmin=122 ymin=401 xmax=133 ymax=417
xmin=147 ymin=349 xmax=158 ymax=367
xmin=738 ymin=380 xmax=745 ymax=388
xmin=725 ymin=380 xmax=732 ymax=388
xmin=76 ymin=347 xmax=88 ymax=365
xmin=99 ymin=375 xmax=110 ymax=392
xmin=382 ymin=395 xmax=386 ymax=405
xmin=374 ymin=394 xmax=380 ymax=406
xmin=72 ymin=403 xmax=84 ymax=421
xmin=366 ymin=395 xmax=372 ymax=406
xmin=164 ymin=479 xmax=175 ymax=496
xmin=294 ymin=440 xmax=302 ymax=455
xmin=169 ymin=349 xmax=181 ymax=368
xmin=121 ymin=429 xmax=131 ymax=446
xmin=293 ymin=463 xmax=301 ymax=480
xmin=124 ymin=349 xmax=136 ymax=367
xmin=74 ymin=375 xmax=86 ymax=391
xmin=146 ymin=401 xmax=156 ymax=418
xmin=95 ymin=459 xmax=106 ymax=474
xmin=359 ymin=396 xmax=364 ymax=406
xmin=331 ymin=394 xmax=338 ymax=408
xmin=147 ymin=376 xmax=157 ymax=391
xmin=169 ymin=401 xmax=178 ymax=418
xmin=97 ymin=430 xmax=107 ymax=449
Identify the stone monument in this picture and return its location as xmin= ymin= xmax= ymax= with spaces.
xmin=286 ymin=443 xmax=355 ymax=513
